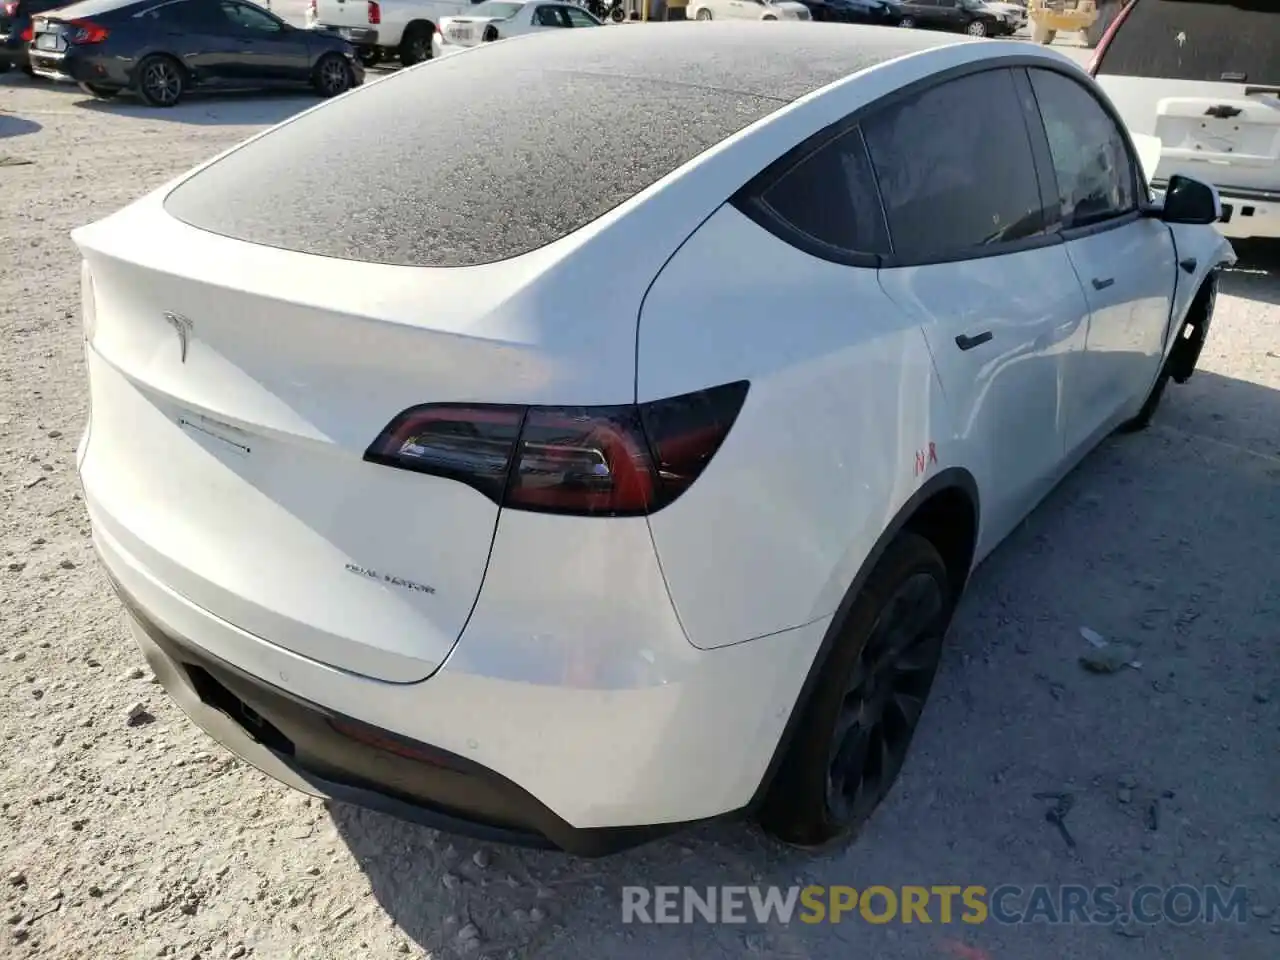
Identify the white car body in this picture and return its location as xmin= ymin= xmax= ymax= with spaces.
xmin=980 ymin=0 xmax=1023 ymax=27
xmin=690 ymin=0 xmax=810 ymax=20
xmin=307 ymin=0 xmax=475 ymax=63
xmin=73 ymin=24 xmax=1232 ymax=855
xmin=432 ymin=0 xmax=599 ymax=57
xmin=1090 ymin=0 xmax=1280 ymax=240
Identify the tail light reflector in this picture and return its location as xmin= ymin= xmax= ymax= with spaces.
xmin=66 ymin=18 xmax=109 ymax=43
xmin=20 ymin=23 xmax=32 ymax=41
xmin=367 ymin=0 xmax=380 ymax=23
xmin=365 ymin=381 xmax=750 ymax=517
xmin=1087 ymin=0 xmax=1137 ymax=77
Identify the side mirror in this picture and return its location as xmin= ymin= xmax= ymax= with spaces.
xmin=1160 ymin=174 xmax=1221 ymax=225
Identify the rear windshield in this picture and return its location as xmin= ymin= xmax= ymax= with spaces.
xmin=1095 ymin=0 xmax=1279 ymax=85
xmin=163 ymin=37 xmax=782 ymax=268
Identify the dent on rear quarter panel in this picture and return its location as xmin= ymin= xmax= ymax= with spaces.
xmin=636 ymin=204 xmax=946 ymax=651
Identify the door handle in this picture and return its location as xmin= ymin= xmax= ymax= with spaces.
xmin=955 ymin=331 xmax=993 ymax=351
xmin=1092 ymin=277 xmax=1115 ymax=291
xmin=1180 ymin=257 xmax=1198 ymax=274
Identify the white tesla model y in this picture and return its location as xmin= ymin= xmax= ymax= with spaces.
xmin=73 ymin=23 xmax=1234 ymax=855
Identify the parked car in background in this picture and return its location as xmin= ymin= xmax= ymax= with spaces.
xmin=71 ymin=23 xmax=1231 ymax=856
xmin=981 ymin=0 xmax=1023 ymax=29
xmin=896 ymin=0 xmax=1015 ymax=35
xmin=795 ymin=0 xmax=900 ymax=24
xmin=27 ymin=0 xmax=363 ymax=106
xmin=0 ymin=0 xmax=65 ymax=75
xmin=308 ymin=0 xmax=471 ymax=67
xmin=691 ymin=0 xmax=810 ymax=20
xmin=1089 ymin=0 xmax=1280 ymax=240
xmin=432 ymin=0 xmax=597 ymax=56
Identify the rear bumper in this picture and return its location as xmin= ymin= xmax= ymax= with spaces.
xmin=115 ymin=578 xmax=679 ymax=855
xmin=27 ymin=48 xmax=112 ymax=84
xmin=87 ymin=497 xmax=824 ymax=849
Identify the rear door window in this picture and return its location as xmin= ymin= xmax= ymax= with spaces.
xmin=563 ymin=4 xmax=598 ymax=24
xmin=1095 ymin=0 xmax=1279 ymax=85
xmin=862 ymin=67 xmax=1049 ymax=262
xmin=1027 ymin=67 xmax=1138 ymax=230
xmin=532 ymin=4 xmax=568 ymax=24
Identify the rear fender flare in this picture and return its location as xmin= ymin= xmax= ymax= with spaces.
xmin=745 ymin=466 xmax=980 ymax=811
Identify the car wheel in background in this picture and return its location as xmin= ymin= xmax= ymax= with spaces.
xmin=966 ymin=18 xmax=987 ymax=35
xmin=758 ymin=532 xmax=953 ymax=848
xmin=359 ymin=48 xmax=380 ymax=67
xmin=399 ymin=23 xmax=432 ymax=65
xmin=898 ymin=15 xmax=914 ymax=27
xmin=135 ymin=55 xmax=185 ymax=108
xmin=313 ymin=53 xmax=353 ymax=97
xmin=695 ymin=6 xmax=711 ymax=18
xmin=78 ymin=82 xmax=118 ymax=99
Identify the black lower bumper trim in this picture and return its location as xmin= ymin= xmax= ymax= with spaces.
xmin=111 ymin=581 xmax=709 ymax=856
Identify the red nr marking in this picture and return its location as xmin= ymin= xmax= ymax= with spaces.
xmin=914 ymin=441 xmax=939 ymax=477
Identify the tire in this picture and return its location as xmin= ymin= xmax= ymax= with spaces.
xmin=313 ymin=53 xmax=352 ymax=97
xmin=135 ymin=54 xmax=185 ymax=107
xmin=482 ymin=25 xmax=498 ymax=40
xmin=1116 ymin=277 xmax=1217 ymax=433
xmin=399 ymin=23 xmax=432 ymax=66
xmin=695 ymin=6 xmax=711 ymax=18
xmin=898 ymin=15 xmax=914 ymax=27
xmin=78 ymin=82 xmax=118 ymax=99
xmin=21 ymin=62 xmax=35 ymax=77
xmin=758 ymin=532 xmax=953 ymax=849
xmin=358 ymin=48 xmax=380 ymax=68
xmin=761 ymin=13 xmax=776 ymax=18
xmin=610 ymin=6 xmax=625 ymax=21
xmin=966 ymin=18 xmax=987 ymax=36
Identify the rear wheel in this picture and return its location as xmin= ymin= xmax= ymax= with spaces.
xmin=358 ymin=48 xmax=380 ymax=68
xmin=313 ymin=53 xmax=352 ymax=97
xmin=399 ymin=23 xmax=432 ymax=65
xmin=136 ymin=54 xmax=185 ymax=108
xmin=695 ymin=6 xmax=711 ymax=18
xmin=78 ymin=82 xmax=118 ymax=99
xmin=482 ymin=24 xmax=499 ymax=40
xmin=610 ymin=5 xmax=625 ymax=21
xmin=758 ymin=533 xmax=952 ymax=848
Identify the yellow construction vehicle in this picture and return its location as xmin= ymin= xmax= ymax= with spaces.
xmin=1028 ymin=0 xmax=1129 ymax=46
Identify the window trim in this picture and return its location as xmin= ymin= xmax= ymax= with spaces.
xmin=1017 ymin=65 xmax=1148 ymax=242
xmin=734 ymin=57 xmax=1137 ymax=269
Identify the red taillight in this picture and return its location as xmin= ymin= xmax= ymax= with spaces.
xmin=364 ymin=381 xmax=750 ymax=517
xmin=20 ymin=24 xmax=32 ymax=41
xmin=66 ymin=18 xmax=109 ymax=43
xmin=367 ymin=0 xmax=380 ymax=23
xmin=1087 ymin=0 xmax=1138 ymax=77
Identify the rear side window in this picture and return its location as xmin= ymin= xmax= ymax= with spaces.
xmin=862 ymin=68 xmax=1047 ymax=262
xmin=1095 ymin=0 xmax=1279 ymax=85
xmin=1028 ymin=68 xmax=1137 ymax=230
xmin=752 ymin=125 xmax=890 ymax=257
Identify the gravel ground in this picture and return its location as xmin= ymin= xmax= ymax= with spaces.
xmin=2 ymin=65 xmax=1279 ymax=960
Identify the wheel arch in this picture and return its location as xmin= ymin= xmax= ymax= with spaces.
xmin=745 ymin=466 xmax=980 ymax=811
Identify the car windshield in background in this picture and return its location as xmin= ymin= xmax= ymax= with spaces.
xmin=1095 ymin=0 xmax=1278 ymax=84
xmin=472 ymin=1 xmax=523 ymax=17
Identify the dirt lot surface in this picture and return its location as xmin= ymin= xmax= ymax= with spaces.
xmin=2 ymin=63 xmax=1279 ymax=960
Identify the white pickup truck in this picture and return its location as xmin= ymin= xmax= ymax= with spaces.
xmin=307 ymin=0 xmax=485 ymax=67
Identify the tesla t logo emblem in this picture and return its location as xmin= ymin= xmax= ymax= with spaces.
xmin=163 ymin=312 xmax=193 ymax=363
xmin=914 ymin=442 xmax=938 ymax=477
